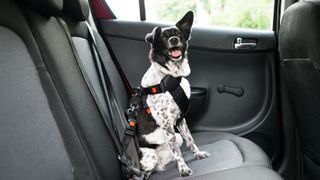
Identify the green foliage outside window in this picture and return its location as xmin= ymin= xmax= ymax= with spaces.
xmin=148 ymin=0 xmax=273 ymax=30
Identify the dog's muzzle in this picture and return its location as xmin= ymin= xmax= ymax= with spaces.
xmin=167 ymin=36 xmax=183 ymax=59
xmin=168 ymin=36 xmax=180 ymax=46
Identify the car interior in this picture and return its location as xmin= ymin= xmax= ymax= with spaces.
xmin=0 ymin=0 xmax=318 ymax=179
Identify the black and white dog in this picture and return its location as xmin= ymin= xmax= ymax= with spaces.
xmin=136 ymin=11 xmax=210 ymax=178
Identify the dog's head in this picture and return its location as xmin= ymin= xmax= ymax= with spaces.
xmin=145 ymin=11 xmax=194 ymax=65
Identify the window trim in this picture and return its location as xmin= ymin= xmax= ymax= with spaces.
xmin=273 ymin=0 xmax=282 ymax=33
xmin=139 ymin=0 xmax=146 ymax=21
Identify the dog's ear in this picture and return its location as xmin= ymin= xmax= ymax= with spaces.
xmin=145 ymin=27 xmax=161 ymax=45
xmin=176 ymin=11 xmax=194 ymax=40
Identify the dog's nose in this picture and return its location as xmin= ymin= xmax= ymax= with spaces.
xmin=169 ymin=36 xmax=179 ymax=45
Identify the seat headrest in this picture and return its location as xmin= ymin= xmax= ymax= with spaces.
xmin=18 ymin=0 xmax=63 ymax=16
xmin=63 ymin=0 xmax=89 ymax=21
xmin=279 ymin=0 xmax=320 ymax=66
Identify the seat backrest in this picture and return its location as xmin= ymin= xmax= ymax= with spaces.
xmin=61 ymin=0 xmax=141 ymax=176
xmin=279 ymin=1 xmax=320 ymax=179
xmin=0 ymin=0 xmax=125 ymax=179
xmin=63 ymin=0 xmax=130 ymax=111
xmin=0 ymin=0 xmax=98 ymax=179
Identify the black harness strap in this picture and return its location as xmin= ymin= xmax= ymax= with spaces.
xmin=121 ymin=104 xmax=139 ymax=153
xmin=139 ymin=75 xmax=190 ymax=117
xmin=170 ymin=85 xmax=190 ymax=117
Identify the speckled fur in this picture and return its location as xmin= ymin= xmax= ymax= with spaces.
xmin=139 ymin=11 xmax=210 ymax=178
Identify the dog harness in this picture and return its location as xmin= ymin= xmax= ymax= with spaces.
xmin=122 ymin=75 xmax=191 ymax=152
xmin=137 ymin=75 xmax=191 ymax=117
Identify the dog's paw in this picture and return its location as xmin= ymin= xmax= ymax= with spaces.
xmin=143 ymin=171 xmax=152 ymax=179
xmin=194 ymin=151 xmax=210 ymax=160
xmin=179 ymin=166 xmax=193 ymax=177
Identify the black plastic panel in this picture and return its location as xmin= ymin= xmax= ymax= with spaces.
xmin=187 ymin=50 xmax=273 ymax=134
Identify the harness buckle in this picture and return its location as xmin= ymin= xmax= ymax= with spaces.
xmin=125 ymin=117 xmax=137 ymax=136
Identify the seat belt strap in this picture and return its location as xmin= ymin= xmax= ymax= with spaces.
xmin=57 ymin=18 xmax=123 ymax=153
xmin=57 ymin=18 xmax=142 ymax=178
xmin=85 ymin=21 xmax=142 ymax=178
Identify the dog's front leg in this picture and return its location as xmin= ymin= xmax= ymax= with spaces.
xmin=177 ymin=119 xmax=210 ymax=159
xmin=162 ymin=124 xmax=193 ymax=177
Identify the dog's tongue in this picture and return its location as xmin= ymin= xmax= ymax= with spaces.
xmin=170 ymin=49 xmax=182 ymax=58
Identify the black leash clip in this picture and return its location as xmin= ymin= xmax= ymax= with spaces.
xmin=126 ymin=102 xmax=139 ymax=116
xmin=125 ymin=102 xmax=139 ymax=133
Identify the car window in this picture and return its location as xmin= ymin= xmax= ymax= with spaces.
xmin=106 ymin=0 xmax=141 ymax=20
xmin=106 ymin=0 xmax=274 ymax=30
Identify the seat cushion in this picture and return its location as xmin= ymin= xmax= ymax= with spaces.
xmin=150 ymin=132 xmax=281 ymax=180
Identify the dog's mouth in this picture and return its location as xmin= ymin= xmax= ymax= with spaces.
xmin=168 ymin=47 xmax=182 ymax=59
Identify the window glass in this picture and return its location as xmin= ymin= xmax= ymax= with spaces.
xmin=106 ymin=0 xmax=274 ymax=30
xmin=106 ymin=0 xmax=140 ymax=20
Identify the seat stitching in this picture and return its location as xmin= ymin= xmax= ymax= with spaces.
xmin=228 ymin=139 xmax=245 ymax=163
xmin=283 ymin=58 xmax=311 ymax=62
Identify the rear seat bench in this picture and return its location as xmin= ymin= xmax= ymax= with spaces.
xmin=0 ymin=0 xmax=283 ymax=179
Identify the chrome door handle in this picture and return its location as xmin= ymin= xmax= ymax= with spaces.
xmin=234 ymin=37 xmax=257 ymax=49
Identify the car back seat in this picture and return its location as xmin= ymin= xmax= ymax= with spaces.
xmin=0 ymin=0 xmax=283 ymax=179
xmin=61 ymin=0 xmax=283 ymax=179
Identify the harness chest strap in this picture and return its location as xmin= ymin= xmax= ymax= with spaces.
xmin=138 ymin=75 xmax=191 ymax=117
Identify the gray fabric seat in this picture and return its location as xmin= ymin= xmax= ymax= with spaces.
xmin=150 ymin=132 xmax=279 ymax=180
xmin=279 ymin=1 xmax=320 ymax=179
xmin=0 ymin=0 xmax=96 ymax=179
xmin=0 ymin=0 xmax=283 ymax=179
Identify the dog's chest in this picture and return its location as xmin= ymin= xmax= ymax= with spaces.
xmin=142 ymin=69 xmax=190 ymax=126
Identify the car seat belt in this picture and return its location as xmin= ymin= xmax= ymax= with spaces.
xmin=85 ymin=21 xmax=143 ymax=179
xmin=57 ymin=18 xmax=142 ymax=179
xmin=97 ymin=35 xmax=134 ymax=95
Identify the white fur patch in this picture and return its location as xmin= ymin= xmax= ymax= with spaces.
xmin=141 ymin=58 xmax=191 ymax=87
xmin=142 ymin=128 xmax=166 ymax=145
xmin=140 ymin=148 xmax=158 ymax=171
xmin=141 ymin=133 xmax=183 ymax=172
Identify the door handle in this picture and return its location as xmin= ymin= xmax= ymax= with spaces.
xmin=234 ymin=37 xmax=257 ymax=50
xmin=217 ymin=84 xmax=244 ymax=97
